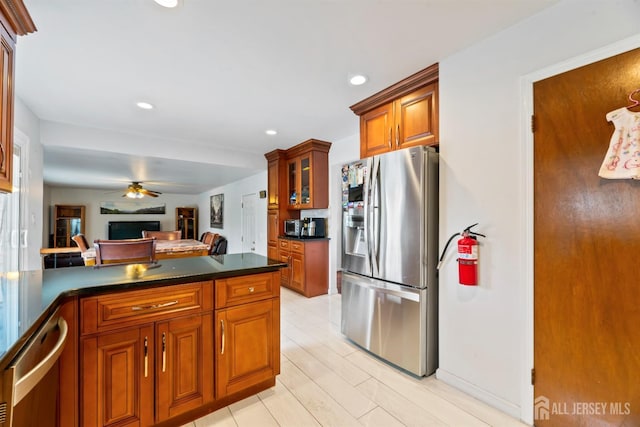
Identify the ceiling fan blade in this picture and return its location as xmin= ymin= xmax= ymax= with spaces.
xmin=139 ymin=188 xmax=161 ymax=197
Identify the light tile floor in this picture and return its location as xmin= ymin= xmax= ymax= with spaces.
xmin=184 ymin=288 xmax=527 ymax=427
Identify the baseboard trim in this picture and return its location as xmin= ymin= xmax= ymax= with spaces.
xmin=436 ymin=368 xmax=522 ymax=420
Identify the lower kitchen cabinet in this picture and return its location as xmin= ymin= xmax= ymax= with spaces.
xmin=278 ymin=238 xmax=329 ymax=297
xmin=156 ymin=313 xmax=214 ymax=421
xmin=81 ymin=312 xmax=214 ymax=426
xmin=75 ymin=273 xmax=280 ymax=426
xmin=80 ymin=281 xmax=214 ymax=426
xmin=81 ymin=325 xmax=155 ymax=426
xmin=215 ymin=299 xmax=280 ymax=397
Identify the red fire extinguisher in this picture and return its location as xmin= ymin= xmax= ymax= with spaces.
xmin=457 ymin=231 xmax=478 ymax=286
xmin=438 ymin=223 xmax=485 ymax=286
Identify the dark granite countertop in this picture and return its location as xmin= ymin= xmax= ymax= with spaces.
xmin=0 ymin=253 xmax=285 ymax=369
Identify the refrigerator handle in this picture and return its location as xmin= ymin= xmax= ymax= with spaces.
xmin=369 ymin=157 xmax=380 ymax=275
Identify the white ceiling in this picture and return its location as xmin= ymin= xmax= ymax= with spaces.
xmin=15 ymin=0 xmax=560 ymax=195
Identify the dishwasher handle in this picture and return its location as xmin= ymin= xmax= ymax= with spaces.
xmin=12 ymin=316 xmax=68 ymax=406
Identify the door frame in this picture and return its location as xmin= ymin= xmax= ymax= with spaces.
xmin=520 ymin=34 xmax=640 ymax=424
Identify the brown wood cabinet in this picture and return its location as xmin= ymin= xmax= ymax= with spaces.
xmin=54 ymin=204 xmax=85 ymax=248
xmin=267 ymin=210 xmax=279 ymax=261
xmin=265 ymin=149 xmax=291 ymax=261
xmin=214 ymin=272 xmax=280 ymax=398
xmin=155 ymin=313 xmax=214 ymax=422
xmin=176 ymin=207 xmax=197 ymax=239
xmin=75 ymin=272 xmax=280 ymax=426
xmin=80 ymin=281 xmax=214 ymax=426
xmin=278 ymin=238 xmax=329 ymax=297
xmin=351 ymin=64 xmax=439 ymax=159
xmin=286 ymin=139 xmax=331 ymax=210
xmin=82 ymin=324 xmax=155 ymax=426
xmin=0 ymin=0 xmax=35 ymax=193
xmin=265 ymin=149 xmax=287 ymax=210
xmin=265 ymin=140 xmax=331 ymax=268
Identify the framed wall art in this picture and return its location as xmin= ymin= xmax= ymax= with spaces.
xmin=210 ymin=193 xmax=224 ymax=228
xmin=100 ymin=201 xmax=166 ymax=214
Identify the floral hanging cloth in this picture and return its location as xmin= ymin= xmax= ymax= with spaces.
xmin=598 ymin=107 xmax=640 ymax=179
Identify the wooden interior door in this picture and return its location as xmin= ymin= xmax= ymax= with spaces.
xmin=534 ymin=48 xmax=640 ymax=426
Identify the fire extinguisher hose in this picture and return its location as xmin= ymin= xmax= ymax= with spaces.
xmin=437 ymin=223 xmax=486 ymax=270
xmin=437 ymin=232 xmax=460 ymax=270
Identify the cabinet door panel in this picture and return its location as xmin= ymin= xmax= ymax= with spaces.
xmin=81 ymin=325 xmax=154 ymax=427
xmin=156 ymin=313 xmax=213 ymax=422
xmin=267 ymin=159 xmax=279 ymax=209
xmin=360 ymin=102 xmax=393 ymax=158
xmin=267 ymin=244 xmax=278 ymax=262
xmin=278 ymin=249 xmax=290 ymax=287
xmin=267 ymin=210 xmax=279 ymax=246
xmin=216 ymin=299 xmax=278 ymax=397
xmin=290 ymin=252 xmax=305 ymax=292
xmin=0 ymin=28 xmax=13 ymax=193
xmin=396 ymin=83 xmax=438 ymax=149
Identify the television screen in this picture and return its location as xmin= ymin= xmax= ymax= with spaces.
xmin=108 ymin=221 xmax=161 ymax=240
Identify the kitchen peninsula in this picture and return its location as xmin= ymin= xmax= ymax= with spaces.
xmin=0 ymin=253 xmax=286 ymax=427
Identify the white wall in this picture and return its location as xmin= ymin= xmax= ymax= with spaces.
xmin=47 ymin=187 xmax=198 ymax=243
xmin=327 ymin=134 xmax=360 ymax=293
xmin=14 ymin=97 xmax=44 ymax=270
xmin=437 ymin=0 xmax=640 ymax=423
xmin=197 ymin=171 xmax=268 ymax=255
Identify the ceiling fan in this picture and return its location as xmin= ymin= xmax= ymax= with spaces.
xmin=123 ymin=182 xmax=162 ymax=198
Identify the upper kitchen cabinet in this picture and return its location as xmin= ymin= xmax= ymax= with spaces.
xmin=265 ymin=149 xmax=288 ymax=210
xmin=286 ymin=139 xmax=331 ymax=210
xmin=351 ymin=63 xmax=439 ymax=159
xmin=0 ymin=0 xmax=35 ymax=193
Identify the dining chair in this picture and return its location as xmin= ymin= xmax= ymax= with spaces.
xmin=141 ymin=230 xmax=182 ymax=240
xmin=211 ymin=236 xmax=227 ymax=255
xmin=71 ymin=233 xmax=90 ymax=252
xmin=93 ymin=238 xmax=157 ymax=265
xmin=201 ymin=232 xmax=219 ymax=254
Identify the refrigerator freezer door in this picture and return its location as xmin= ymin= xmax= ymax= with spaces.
xmin=341 ymin=158 xmax=372 ymax=277
xmin=340 ymin=272 xmax=433 ymax=377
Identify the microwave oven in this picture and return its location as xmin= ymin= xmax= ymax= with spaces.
xmin=284 ymin=219 xmax=301 ymax=237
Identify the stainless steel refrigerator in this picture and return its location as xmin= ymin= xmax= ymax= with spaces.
xmin=340 ymin=145 xmax=438 ymax=377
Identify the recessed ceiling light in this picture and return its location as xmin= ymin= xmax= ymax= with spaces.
xmin=265 ymin=129 xmax=277 ymax=136
xmin=349 ymin=74 xmax=368 ymax=86
xmin=154 ymin=0 xmax=178 ymax=8
xmin=136 ymin=101 xmax=154 ymax=110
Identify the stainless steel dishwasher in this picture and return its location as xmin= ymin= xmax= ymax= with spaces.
xmin=1 ymin=310 xmax=68 ymax=427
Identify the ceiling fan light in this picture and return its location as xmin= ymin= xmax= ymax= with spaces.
xmin=126 ymin=191 xmax=144 ymax=199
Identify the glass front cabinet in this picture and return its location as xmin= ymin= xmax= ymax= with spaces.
xmin=286 ymin=139 xmax=330 ymax=210
xmin=176 ymin=207 xmax=198 ymax=239
xmin=54 ymin=205 xmax=85 ymax=248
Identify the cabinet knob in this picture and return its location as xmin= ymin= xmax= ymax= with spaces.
xmin=248 ymin=287 xmax=255 ymax=293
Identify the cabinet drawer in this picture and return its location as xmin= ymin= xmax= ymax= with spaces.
xmin=290 ymin=241 xmax=305 ymax=254
xmin=81 ymin=281 xmax=212 ymax=335
xmin=278 ymin=239 xmax=290 ymax=250
xmin=215 ymin=271 xmax=279 ymax=309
